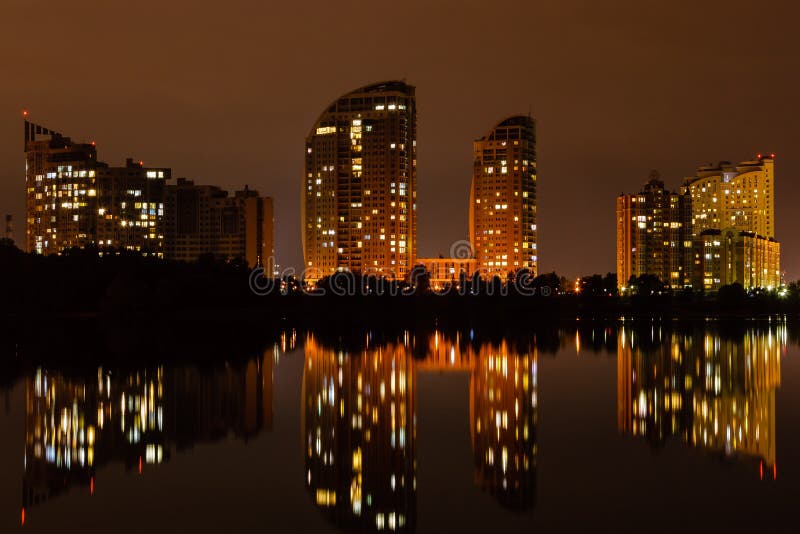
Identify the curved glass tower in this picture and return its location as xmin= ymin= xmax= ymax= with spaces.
xmin=302 ymin=81 xmax=417 ymax=282
xmin=469 ymin=115 xmax=537 ymax=279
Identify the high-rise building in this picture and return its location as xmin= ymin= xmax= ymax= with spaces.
xmin=683 ymin=155 xmax=780 ymax=290
xmin=4 ymin=214 xmax=12 ymax=241
xmin=693 ymin=229 xmax=781 ymax=290
xmin=469 ymin=115 xmax=537 ymax=279
xmin=616 ymin=173 xmax=693 ymax=290
xmin=25 ymin=121 xmax=99 ymax=254
xmin=96 ymin=159 xmax=169 ymax=256
xmin=683 ymin=156 xmax=775 ymax=239
xmin=302 ymin=81 xmax=417 ymax=282
xmin=164 ymin=178 xmax=274 ymax=269
xmin=24 ymin=120 xmax=168 ymax=256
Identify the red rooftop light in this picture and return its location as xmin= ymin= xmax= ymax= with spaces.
xmin=22 ymin=110 xmax=28 ymax=117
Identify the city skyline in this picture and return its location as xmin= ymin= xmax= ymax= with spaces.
xmin=15 ymin=114 xmax=788 ymax=288
xmin=2 ymin=1 xmax=798 ymax=281
xmin=22 ymin=120 xmax=274 ymax=267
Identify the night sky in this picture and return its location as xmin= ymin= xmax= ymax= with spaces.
xmin=1 ymin=0 xmax=798 ymax=280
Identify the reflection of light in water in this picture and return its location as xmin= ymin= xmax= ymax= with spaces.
xmin=303 ymin=331 xmax=539 ymax=529
xmin=618 ymin=323 xmax=784 ymax=477
xmin=471 ymin=341 xmax=538 ymax=509
xmin=303 ymin=335 xmax=415 ymax=532
xmin=22 ymin=346 xmax=278 ymax=521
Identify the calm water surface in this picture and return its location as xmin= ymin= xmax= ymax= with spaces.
xmin=1 ymin=322 xmax=798 ymax=532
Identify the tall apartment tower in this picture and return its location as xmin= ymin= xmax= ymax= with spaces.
xmin=469 ymin=115 xmax=537 ymax=279
xmin=683 ymin=156 xmax=775 ymax=239
xmin=25 ymin=121 xmax=99 ymax=254
xmin=302 ymin=81 xmax=417 ymax=282
xmin=24 ymin=120 xmax=168 ymax=256
xmin=683 ymin=155 xmax=780 ymax=290
xmin=165 ymin=178 xmax=274 ymax=269
xmin=616 ymin=173 xmax=693 ymax=289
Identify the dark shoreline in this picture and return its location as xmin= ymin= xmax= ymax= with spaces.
xmin=3 ymin=289 xmax=800 ymax=336
xmin=1 ymin=304 xmax=797 ymax=389
xmin=2 ymin=297 xmax=797 ymax=352
xmin=2 ymin=243 xmax=798 ymax=371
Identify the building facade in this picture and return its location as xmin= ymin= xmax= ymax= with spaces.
xmin=24 ymin=121 xmax=168 ymax=256
xmin=616 ymin=173 xmax=693 ymax=290
xmin=165 ymin=178 xmax=274 ymax=269
xmin=469 ymin=115 xmax=537 ymax=279
xmin=302 ymin=81 xmax=417 ymax=282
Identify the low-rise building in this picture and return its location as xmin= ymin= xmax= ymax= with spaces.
xmin=415 ymin=257 xmax=478 ymax=290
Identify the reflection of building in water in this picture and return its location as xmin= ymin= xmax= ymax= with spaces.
xmin=303 ymin=336 xmax=416 ymax=532
xmin=417 ymin=331 xmax=474 ymax=372
xmin=169 ymin=354 xmax=274 ymax=450
xmin=24 ymin=368 xmax=110 ymax=510
xmin=303 ymin=332 xmax=539 ymax=531
xmin=417 ymin=331 xmax=538 ymax=508
xmin=617 ymin=325 xmax=783 ymax=474
xmin=471 ymin=342 xmax=537 ymax=509
xmin=23 ymin=367 xmax=166 ymax=511
xmin=22 ymin=350 xmax=275 ymax=520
